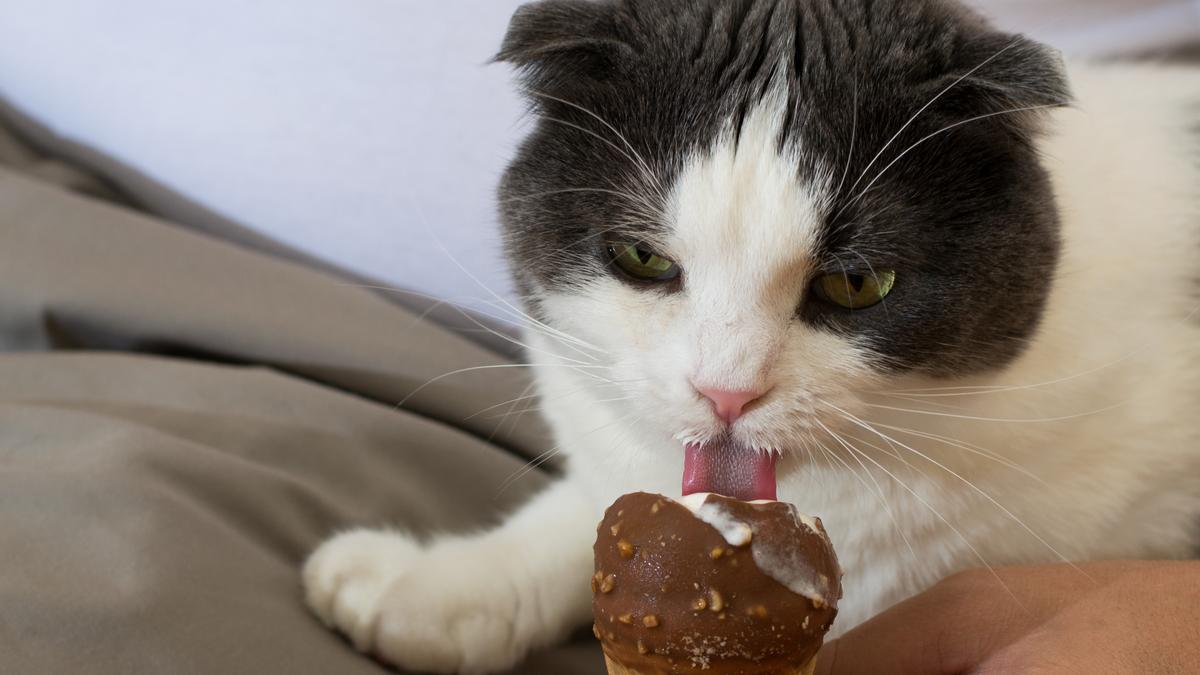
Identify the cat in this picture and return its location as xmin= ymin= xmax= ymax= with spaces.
xmin=303 ymin=0 xmax=1200 ymax=673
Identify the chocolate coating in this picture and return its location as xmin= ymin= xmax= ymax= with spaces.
xmin=593 ymin=493 xmax=842 ymax=675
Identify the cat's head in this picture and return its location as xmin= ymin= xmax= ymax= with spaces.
xmin=496 ymin=0 xmax=1069 ymax=495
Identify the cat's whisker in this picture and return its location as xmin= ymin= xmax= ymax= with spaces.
xmin=490 ymin=395 xmax=635 ymax=420
xmin=879 ymin=384 xmax=1068 ymax=397
xmin=500 ymin=187 xmax=659 ymax=211
xmin=798 ymin=436 xmax=819 ymax=467
xmin=617 ymin=413 xmax=652 ymax=481
xmin=540 ymin=221 xmax=663 ymax=265
xmin=397 ymin=363 xmax=616 ymax=409
xmin=816 ymin=402 xmax=920 ymax=475
xmin=538 ymin=115 xmax=667 ymax=208
xmin=336 ymin=283 xmax=558 ymax=341
xmin=465 ymin=380 xmax=626 ymax=422
xmin=871 ymin=336 xmax=1186 ymax=398
xmin=869 ymin=392 xmax=988 ymax=412
xmin=831 ymin=78 xmax=859 ymax=201
xmin=502 ymin=188 xmax=666 ymax=234
xmin=510 ymin=174 xmax=667 ymax=230
xmin=347 ymin=274 xmax=605 ymax=364
xmin=837 ymin=102 xmax=1067 ymax=218
xmin=496 ymin=445 xmax=565 ymax=495
xmin=412 ymin=204 xmax=609 ymax=359
xmin=398 ymin=294 xmax=600 ymax=367
xmin=820 ymin=414 xmax=1028 ymax=610
xmin=859 ymin=400 xmax=1126 ymax=424
xmin=475 ymin=321 xmax=600 ymax=367
xmin=489 ymin=380 xmax=539 ymax=441
xmin=528 ymin=90 xmax=669 ymax=204
xmin=823 ymin=402 xmax=1095 ymax=584
xmin=328 ymin=282 xmax=609 ymax=372
xmin=818 ymin=248 xmax=897 ymax=324
xmin=839 ymin=40 xmax=1019 ymax=205
xmin=849 ymin=248 xmax=894 ymax=323
xmin=496 ymin=406 xmax=643 ymax=495
xmin=467 ymin=390 xmax=545 ymax=421
xmin=827 ymin=252 xmax=852 ymax=299
xmin=814 ymin=420 xmax=921 ymax=566
xmin=846 ymin=409 xmax=1002 ymax=473
xmin=479 ymin=299 xmax=603 ymax=358
xmin=449 ymin=295 xmax=609 ymax=356
xmin=861 ymin=420 xmax=1048 ymax=487
xmin=599 ymin=376 xmax=657 ymax=387
xmin=836 ymin=428 xmax=926 ymax=485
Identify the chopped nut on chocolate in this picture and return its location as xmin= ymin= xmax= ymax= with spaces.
xmin=599 ymin=574 xmax=615 ymax=594
xmin=708 ymin=589 xmax=725 ymax=613
xmin=746 ymin=604 xmax=769 ymax=619
xmin=690 ymin=597 xmax=707 ymax=611
xmin=637 ymin=640 xmax=649 ymax=655
xmin=618 ymin=613 xmax=633 ymax=625
xmin=610 ymin=523 xmax=622 ymax=537
xmin=617 ymin=540 xmax=635 ymax=559
xmin=710 ymin=547 xmax=724 ymax=560
xmin=642 ymin=615 xmax=660 ymax=628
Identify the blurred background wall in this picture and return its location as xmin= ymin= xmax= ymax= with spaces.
xmin=1 ymin=0 xmax=1197 ymax=310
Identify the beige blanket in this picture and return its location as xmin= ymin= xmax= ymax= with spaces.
xmin=0 ymin=122 xmax=603 ymax=674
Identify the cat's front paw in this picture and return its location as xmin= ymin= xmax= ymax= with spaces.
xmin=303 ymin=529 xmax=421 ymax=648
xmin=303 ymin=530 xmax=534 ymax=674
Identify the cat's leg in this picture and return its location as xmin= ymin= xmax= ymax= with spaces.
xmin=303 ymin=479 xmax=596 ymax=675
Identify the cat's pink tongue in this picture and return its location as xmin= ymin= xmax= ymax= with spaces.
xmin=682 ymin=442 xmax=777 ymax=502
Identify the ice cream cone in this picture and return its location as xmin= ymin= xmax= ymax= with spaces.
xmin=604 ymin=654 xmax=817 ymax=675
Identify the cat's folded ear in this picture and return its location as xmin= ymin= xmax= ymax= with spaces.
xmin=495 ymin=0 xmax=633 ymax=91
xmin=942 ymin=32 xmax=1072 ymax=128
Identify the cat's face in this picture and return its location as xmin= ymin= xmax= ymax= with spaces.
xmin=497 ymin=0 xmax=1068 ymax=485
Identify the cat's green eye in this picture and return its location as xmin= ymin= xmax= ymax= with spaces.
xmin=813 ymin=270 xmax=897 ymax=310
xmin=608 ymin=243 xmax=680 ymax=282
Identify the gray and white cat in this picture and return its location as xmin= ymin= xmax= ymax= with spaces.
xmin=304 ymin=0 xmax=1200 ymax=672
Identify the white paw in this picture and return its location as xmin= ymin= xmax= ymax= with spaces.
xmin=304 ymin=529 xmax=423 ymax=648
xmin=303 ymin=530 xmax=538 ymax=674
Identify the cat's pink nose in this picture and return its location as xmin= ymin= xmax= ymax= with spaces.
xmin=698 ymin=388 xmax=766 ymax=425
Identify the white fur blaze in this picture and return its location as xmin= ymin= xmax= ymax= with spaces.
xmin=668 ymin=85 xmax=833 ymax=394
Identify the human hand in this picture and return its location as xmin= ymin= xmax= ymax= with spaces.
xmin=816 ymin=561 xmax=1200 ymax=674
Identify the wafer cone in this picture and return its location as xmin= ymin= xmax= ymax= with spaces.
xmin=604 ymin=655 xmax=817 ymax=675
